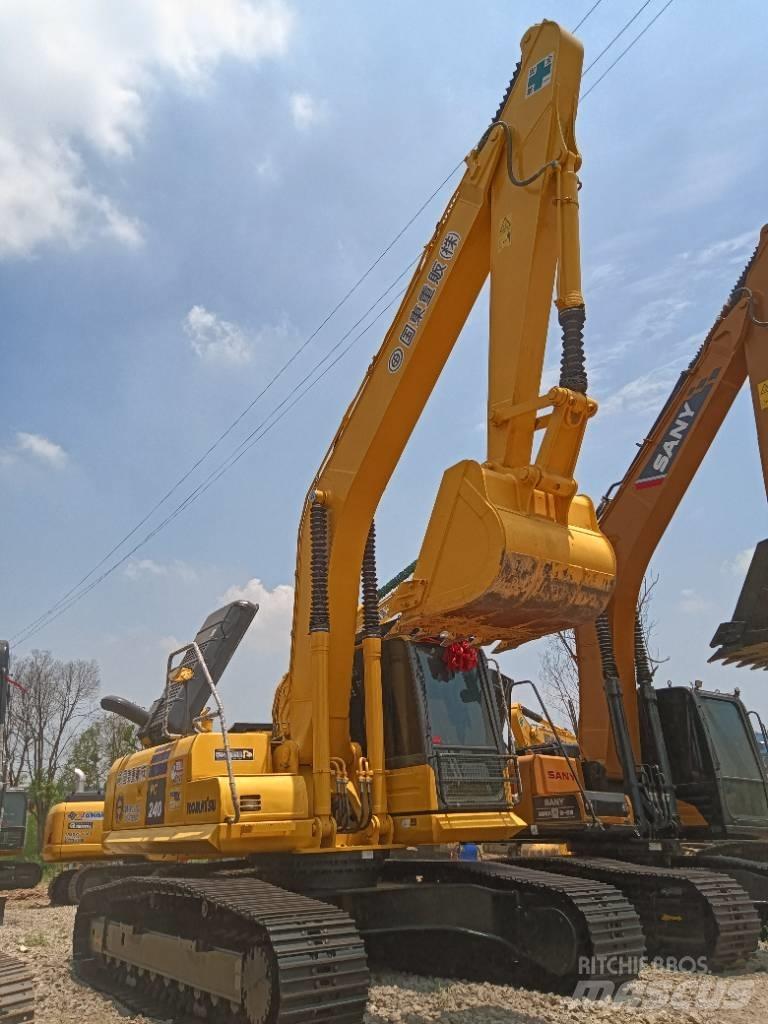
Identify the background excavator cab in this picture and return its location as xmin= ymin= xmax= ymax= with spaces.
xmin=0 ymin=789 xmax=28 ymax=855
xmin=652 ymin=686 xmax=768 ymax=840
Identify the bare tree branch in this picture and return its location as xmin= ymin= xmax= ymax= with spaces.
xmin=538 ymin=571 xmax=665 ymax=724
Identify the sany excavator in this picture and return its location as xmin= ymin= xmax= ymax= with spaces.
xmin=0 ymin=641 xmax=43 ymax=890
xmin=71 ymin=23 xmax=654 ymax=1018
xmin=501 ymin=226 xmax=768 ymax=928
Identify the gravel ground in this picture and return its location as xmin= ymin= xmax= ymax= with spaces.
xmin=2 ymin=888 xmax=767 ymax=1024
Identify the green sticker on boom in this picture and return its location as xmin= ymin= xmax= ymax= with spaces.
xmin=526 ymin=54 xmax=554 ymax=97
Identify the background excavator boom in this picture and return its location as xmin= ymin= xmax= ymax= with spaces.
xmin=576 ymin=225 xmax=768 ymax=780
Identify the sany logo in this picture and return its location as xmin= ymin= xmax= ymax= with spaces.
xmin=635 ymin=370 xmax=719 ymax=490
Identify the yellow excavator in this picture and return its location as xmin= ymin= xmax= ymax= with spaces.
xmin=72 ymin=22 xmax=656 ymax=1017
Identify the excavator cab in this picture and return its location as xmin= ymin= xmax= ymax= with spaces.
xmin=0 ymin=790 xmax=28 ymax=858
xmin=654 ymin=685 xmax=768 ymax=840
xmin=350 ymin=638 xmax=518 ymax=843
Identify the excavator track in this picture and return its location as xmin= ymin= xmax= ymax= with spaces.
xmin=379 ymin=858 xmax=645 ymax=993
xmin=50 ymin=859 xmax=255 ymax=906
xmin=47 ymin=868 xmax=78 ymax=906
xmin=74 ymin=874 xmax=369 ymax=1024
xmin=0 ymin=953 xmax=34 ymax=1022
xmin=520 ymin=857 xmax=760 ymax=970
xmin=0 ymin=862 xmax=42 ymax=892
xmin=684 ymin=854 xmax=768 ymax=923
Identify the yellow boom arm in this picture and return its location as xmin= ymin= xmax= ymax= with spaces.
xmin=283 ymin=22 xmax=615 ymax=794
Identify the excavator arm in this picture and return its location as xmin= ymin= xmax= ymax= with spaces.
xmin=576 ymin=225 xmax=768 ymax=781
xmin=282 ymin=21 xmax=615 ymax=811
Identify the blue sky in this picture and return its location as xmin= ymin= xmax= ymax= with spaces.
xmin=2 ymin=0 xmax=767 ymax=727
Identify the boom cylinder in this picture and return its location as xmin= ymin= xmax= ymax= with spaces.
xmin=309 ymin=498 xmax=332 ymax=832
xmin=361 ymin=524 xmax=388 ymax=822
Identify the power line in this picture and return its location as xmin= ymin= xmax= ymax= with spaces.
xmin=14 ymin=4 xmax=676 ymax=645
xmin=13 ymin=275 xmax=411 ymax=647
xmin=582 ymin=0 xmax=676 ymax=99
xmin=572 ymin=0 xmax=606 ymax=33
xmin=582 ymin=0 xmax=655 ymax=76
xmin=11 ymin=165 xmax=461 ymax=646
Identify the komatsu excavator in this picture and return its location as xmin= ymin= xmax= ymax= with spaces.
xmin=43 ymin=607 xmax=250 ymax=906
xmin=72 ymin=22 xmax=654 ymax=1019
xmin=502 ymin=226 xmax=768 ymax=931
xmin=44 ymin=786 xmax=110 ymax=904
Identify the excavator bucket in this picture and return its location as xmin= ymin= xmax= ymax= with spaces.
xmin=386 ymin=460 xmax=615 ymax=648
xmin=710 ymin=539 xmax=768 ymax=669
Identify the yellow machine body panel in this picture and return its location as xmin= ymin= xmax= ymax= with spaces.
xmin=102 ymin=731 xmax=315 ymax=857
xmin=99 ymin=725 xmax=525 ymax=857
xmin=384 ymin=762 xmax=522 ymax=845
xmin=42 ymin=800 xmax=107 ymax=863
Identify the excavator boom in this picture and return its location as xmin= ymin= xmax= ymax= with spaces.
xmin=577 ymin=225 xmax=768 ymax=777
xmin=286 ymin=21 xmax=615 ymax=780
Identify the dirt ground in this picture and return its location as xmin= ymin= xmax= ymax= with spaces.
xmin=1 ymin=888 xmax=767 ymax=1024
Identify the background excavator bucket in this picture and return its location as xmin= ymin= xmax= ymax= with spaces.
xmin=710 ymin=538 xmax=768 ymax=669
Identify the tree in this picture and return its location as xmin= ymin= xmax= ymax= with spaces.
xmin=100 ymin=712 xmax=139 ymax=772
xmin=539 ymin=573 xmax=661 ymax=728
xmin=60 ymin=712 xmax=138 ymax=793
xmin=12 ymin=651 xmax=100 ymax=849
xmin=60 ymin=722 xmax=101 ymax=792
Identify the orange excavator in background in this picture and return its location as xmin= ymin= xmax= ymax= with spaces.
xmin=506 ymin=225 xmax=768 ymax=921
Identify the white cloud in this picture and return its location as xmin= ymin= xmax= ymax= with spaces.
xmin=684 ymin=230 xmax=756 ymax=269
xmin=183 ymin=305 xmax=296 ymax=366
xmin=2 ymin=431 xmax=68 ymax=468
xmin=679 ymin=588 xmax=712 ymax=614
xmin=124 ymin=558 xmax=198 ymax=582
xmin=599 ymin=360 xmax=685 ymax=418
xmin=0 ymin=0 xmax=295 ymax=257
xmin=220 ymin=577 xmax=294 ymax=654
xmin=184 ymin=305 xmax=253 ymax=365
xmin=290 ymin=92 xmax=326 ymax=130
xmin=722 ymin=547 xmax=755 ymax=578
